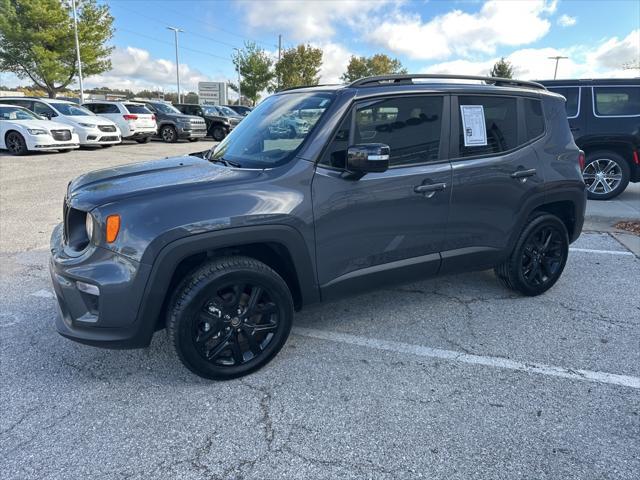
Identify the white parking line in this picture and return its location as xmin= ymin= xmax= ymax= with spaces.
xmin=293 ymin=327 xmax=640 ymax=390
xmin=569 ymin=247 xmax=634 ymax=256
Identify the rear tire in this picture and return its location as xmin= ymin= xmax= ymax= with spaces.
xmin=188 ymin=138 xmax=199 ymax=142
xmin=167 ymin=256 xmax=293 ymax=380
xmin=5 ymin=131 xmax=28 ymax=155
xmin=494 ymin=213 xmax=569 ymax=296
xmin=582 ymin=151 xmax=630 ymax=200
xmin=135 ymin=136 xmax=152 ymax=144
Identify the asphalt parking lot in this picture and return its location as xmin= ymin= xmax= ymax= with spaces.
xmin=1 ymin=142 xmax=639 ymax=479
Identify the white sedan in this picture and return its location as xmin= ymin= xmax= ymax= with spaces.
xmin=0 ymin=105 xmax=79 ymax=155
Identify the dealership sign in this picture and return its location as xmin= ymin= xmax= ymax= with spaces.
xmin=198 ymin=82 xmax=227 ymax=105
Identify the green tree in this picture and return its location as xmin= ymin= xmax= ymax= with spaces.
xmin=274 ymin=44 xmax=323 ymax=91
xmin=232 ymin=42 xmax=274 ymax=106
xmin=0 ymin=0 xmax=114 ymax=98
xmin=340 ymin=54 xmax=407 ymax=83
xmin=489 ymin=57 xmax=514 ymax=79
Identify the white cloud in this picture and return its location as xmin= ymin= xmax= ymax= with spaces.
xmin=557 ymin=14 xmax=577 ymax=27
xmin=422 ymin=30 xmax=640 ymax=80
xmin=84 ymin=46 xmax=219 ymax=92
xmin=366 ymin=0 xmax=556 ymax=60
xmin=315 ymin=42 xmax=353 ymax=83
xmin=237 ymin=0 xmax=390 ymax=41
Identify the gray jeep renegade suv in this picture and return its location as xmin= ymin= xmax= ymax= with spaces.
xmin=50 ymin=74 xmax=586 ymax=380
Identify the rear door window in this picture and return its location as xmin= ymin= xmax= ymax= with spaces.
xmin=548 ymin=87 xmax=580 ymax=117
xmin=593 ymin=86 xmax=640 ymax=116
xmin=124 ymin=104 xmax=152 ymax=114
xmin=354 ymin=95 xmax=444 ymax=167
xmin=458 ymin=96 xmax=518 ymax=157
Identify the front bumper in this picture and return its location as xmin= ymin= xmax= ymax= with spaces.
xmin=176 ymin=125 xmax=207 ymax=139
xmin=78 ymin=130 xmax=121 ymax=145
xmin=49 ymin=223 xmax=154 ymax=349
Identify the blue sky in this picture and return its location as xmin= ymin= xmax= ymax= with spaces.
xmin=2 ymin=0 xmax=639 ymax=93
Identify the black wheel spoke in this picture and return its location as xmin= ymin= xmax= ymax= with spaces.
xmin=244 ymin=331 xmax=262 ymax=356
xmin=230 ymin=337 xmax=244 ymax=364
xmin=206 ymin=333 xmax=233 ymax=360
xmin=245 ymin=286 xmax=263 ymax=314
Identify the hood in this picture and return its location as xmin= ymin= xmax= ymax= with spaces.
xmin=68 ymin=155 xmax=262 ymax=211
xmin=6 ymin=119 xmax=70 ymax=131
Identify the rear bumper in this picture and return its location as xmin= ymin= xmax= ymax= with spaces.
xmin=49 ymin=223 xmax=155 ymax=349
xmin=124 ymin=129 xmax=156 ymax=139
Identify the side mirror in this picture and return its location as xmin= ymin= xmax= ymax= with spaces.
xmin=346 ymin=144 xmax=390 ymax=178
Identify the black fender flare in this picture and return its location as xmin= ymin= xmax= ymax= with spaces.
xmin=134 ymin=224 xmax=319 ymax=339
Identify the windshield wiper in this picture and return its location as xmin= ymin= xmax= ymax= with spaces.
xmin=209 ymin=156 xmax=242 ymax=168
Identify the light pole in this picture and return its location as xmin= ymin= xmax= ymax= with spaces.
xmin=71 ymin=0 xmax=84 ymax=102
xmin=167 ymin=27 xmax=184 ymax=103
xmin=548 ymin=56 xmax=568 ymax=80
xmin=233 ymin=48 xmax=241 ymax=106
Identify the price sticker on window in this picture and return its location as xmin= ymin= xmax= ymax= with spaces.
xmin=460 ymin=105 xmax=487 ymax=147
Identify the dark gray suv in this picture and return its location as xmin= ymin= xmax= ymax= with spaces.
xmin=49 ymin=75 xmax=586 ymax=380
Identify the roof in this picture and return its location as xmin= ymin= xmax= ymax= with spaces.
xmin=538 ymin=78 xmax=640 ymax=86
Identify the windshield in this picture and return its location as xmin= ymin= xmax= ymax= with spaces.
xmin=51 ymin=103 xmax=94 ymax=116
xmin=0 ymin=106 xmax=40 ymax=121
xmin=151 ymin=102 xmax=181 ymax=114
xmin=218 ymin=106 xmax=237 ymax=116
xmin=203 ymin=106 xmax=219 ymax=116
xmin=210 ymin=91 xmax=334 ymax=168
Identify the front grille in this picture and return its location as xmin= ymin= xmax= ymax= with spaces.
xmin=51 ymin=129 xmax=72 ymax=141
xmin=99 ymin=136 xmax=119 ymax=142
xmin=98 ymin=125 xmax=116 ymax=132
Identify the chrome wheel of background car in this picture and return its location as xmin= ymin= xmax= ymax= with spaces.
xmin=520 ymin=224 xmax=565 ymax=288
xmin=582 ymin=158 xmax=622 ymax=196
xmin=5 ymin=132 xmax=27 ymax=155
xmin=194 ymin=282 xmax=280 ymax=367
xmin=161 ymin=126 xmax=177 ymax=143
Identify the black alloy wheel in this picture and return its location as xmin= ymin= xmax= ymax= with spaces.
xmin=288 ymin=125 xmax=297 ymax=139
xmin=495 ymin=213 xmax=569 ymax=296
xmin=6 ymin=132 xmax=28 ymax=155
xmin=161 ymin=125 xmax=178 ymax=143
xmin=168 ymin=256 xmax=293 ymax=380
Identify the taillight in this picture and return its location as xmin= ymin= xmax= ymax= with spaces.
xmin=578 ymin=151 xmax=585 ymax=170
xmin=123 ymin=114 xmax=138 ymax=121
xmin=151 ymin=114 xmax=156 ymax=121
xmin=633 ymin=150 xmax=639 ymax=165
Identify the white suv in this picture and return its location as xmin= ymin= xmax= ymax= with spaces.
xmin=0 ymin=98 xmax=121 ymax=147
xmin=82 ymin=101 xmax=157 ymax=143
xmin=0 ymin=104 xmax=79 ymax=155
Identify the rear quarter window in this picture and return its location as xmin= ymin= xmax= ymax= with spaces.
xmin=548 ymin=87 xmax=580 ymax=117
xmin=523 ymin=98 xmax=545 ymax=140
xmin=593 ymin=86 xmax=640 ymax=116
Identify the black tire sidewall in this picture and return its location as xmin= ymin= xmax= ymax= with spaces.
xmin=584 ymin=151 xmax=630 ymax=200
xmin=170 ymin=260 xmax=293 ymax=380
xmin=212 ymin=127 xmax=225 ymax=141
xmin=508 ymin=214 xmax=569 ymax=296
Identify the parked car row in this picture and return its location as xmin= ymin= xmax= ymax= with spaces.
xmin=0 ymin=96 xmax=253 ymax=156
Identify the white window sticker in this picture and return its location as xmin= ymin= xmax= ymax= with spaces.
xmin=460 ymin=105 xmax=487 ymax=147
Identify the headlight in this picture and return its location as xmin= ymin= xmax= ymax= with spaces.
xmin=78 ymin=123 xmax=97 ymax=128
xmin=85 ymin=213 xmax=94 ymax=242
xmin=28 ymin=128 xmax=48 ymax=135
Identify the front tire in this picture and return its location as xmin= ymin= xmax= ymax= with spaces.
xmin=494 ymin=214 xmax=569 ymax=296
xmin=5 ymin=132 xmax=28 ymax=155
xmin=160 ymin=125 xmax=178 ymax=143
xmin=582 ymin=151 xmax=630 ymax=200
xmin=188 ymin=138 xmax=199 ymax=142
xmin=167 ymin=256 xmax=293 ymax=380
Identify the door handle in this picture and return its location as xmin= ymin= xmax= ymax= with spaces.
xmin=414 ymin=182 xmax=446 ymax=198
xmin=510 ymin=168 xmax=537 ymax=179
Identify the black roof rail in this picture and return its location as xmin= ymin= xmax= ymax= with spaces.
xmin=279 ymin=83 xmax=341 ymax=92
xmin=349 ymin=74 xmax=547 ymax=90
